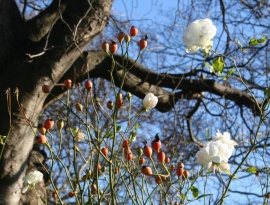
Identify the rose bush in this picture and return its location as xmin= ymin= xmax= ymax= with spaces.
xmin=183 ymin=18 xmax=217 ymax=53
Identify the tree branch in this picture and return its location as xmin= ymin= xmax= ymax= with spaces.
xmin=25 ymin=0 xmax=69 ymax=42
xmin=186 ymin=99 xmax=204 ymax=147
xmin=44 ymin=50 xmax=261 ymax=115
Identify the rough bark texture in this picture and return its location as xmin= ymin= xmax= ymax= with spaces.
xmin=0 ymin=0 xmax=112 ymax=204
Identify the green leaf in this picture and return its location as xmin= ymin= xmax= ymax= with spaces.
xmin=196 ymin=194 xmax=213 ymax=200
xmin=244 ymin=166 xmax=257 ymax=174
xmin=228 ymin=67 xmax=234 ymax=76
xmin=116 ymin=125 xmax=122 ymax=132
xmin=264 ymin=88 xmax=270 ymax=97
xmin=130 ymin=131 xmax=136 ymax=142
xmin=190 ymin=186 xmax=199 ymax=198
xmin=129 ymin=123 xmax=140 ymax=142
xmin=225 ymin=169 xmax=238 ymax=178
xmin=104 ymin=132 xmax=114 ymax=138
xmin=69 ymin=128 xmax=78 ymax=136
xmin=233 ymin=174 xmax=238 ymax=179
xmin=212 ymin=56 xmax=224 ymax=74
xmin=134 ymin=123 xmax=140 ymax=129
xmin=249 ymin=36 xmax=267 ymax=45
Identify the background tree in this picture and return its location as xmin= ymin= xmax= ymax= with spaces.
xmin=0 ymin=0 xmax=269 ymax=204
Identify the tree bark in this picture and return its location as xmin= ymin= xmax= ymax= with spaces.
xmin=46 ymin=51 xmax=260 ymax=114
xmin=0 ymin=0 xmax=112 ymax=204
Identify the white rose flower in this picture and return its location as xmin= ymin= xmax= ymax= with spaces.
xmin=22 ymin=170 xmax=43 ymax=193
xmin=195 ymin=139 xmax=234 ymax=172
xmin=183 ymin=18 xmax=217 ymax=53
xmin=142 ymin=93 xmax=158 ymax=110
xmin=213 ymin=131 xmax=237 ymax=151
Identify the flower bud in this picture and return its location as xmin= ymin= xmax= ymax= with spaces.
xmin=38 ymin=124 xmax=46 ymax=135
xmin=122 ymin=140 xmax=129 ymax=148
xmin=109 ymin=41 xmax=118 ymax=54
xmin=182 ymin=170 xmax=189 ymax=180
xmin=84 ymin=80 xmax=93 ymax=93
xmin=106 ymin=100 xmax=114 ymax=110
xmin=143 ymin=93 xmax=158 ymax=110
xmin=176 ymin=167 xmax=184 ymax=178
xmin=165 ymin=157 xmax=170 ymax=163
xmin=137 ymin=148 xmax=143 ymax=157
xmin=177 ymin=162 xmax=184 ymax=169
xmin=141 ymin=165 xmax=152 ymax=176
xmin=170 ymin=164 xmax=175 ymax=171
xmin=127 ymin=92 xmax=132 ymax=101
xmin=57 ymin=120 xmax=64 ymax=130
xmin=117 ymin=32 xmax=125 ymax=44
xmin=44 ymin=118 xmax=54 ymax=130
xmin=64 ymin=79 xmax=72 ymax=89
xmin=126 ymin=153 xmax=133 ymax=161
xmin=138 ymin=157 xmax=145 ymax=165
xmin=75 ymin=103 xmax=83 ymax=112
xmin=139 ymin=35 xmax=147 ymax=50
xmin=102 ymin=42 xmax=109 ymax=53
xmin=125 ymin=35 xmax=131 ymax=43
xmin=117 ymin=93 xmax=123 ymax=108
xmin=130 ymin=26 xmax=138 ymax=36
xmin=68 ymin=191 xmax=75 ymax=198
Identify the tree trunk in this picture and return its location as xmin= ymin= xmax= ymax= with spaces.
xmin=0 ymin=0 xmax=113 ymax=204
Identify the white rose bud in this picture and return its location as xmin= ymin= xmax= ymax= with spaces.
xmin=183 ymin=18 xmax=217 ymax=53
xmin=142 ymin=93 xmax=158 ymax=110
xmin=22 ymin=170 xmax=43 ymax=193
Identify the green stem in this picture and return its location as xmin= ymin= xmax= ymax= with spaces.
xmin=0 ymin=127 xmax=11 ymax=160
xmin=217 ymin=116 xmax=265 ymax=205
